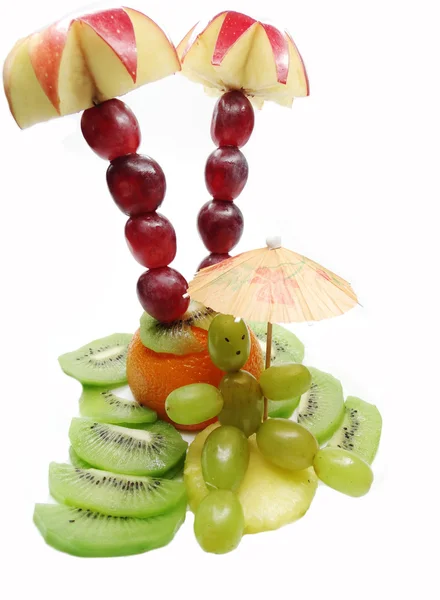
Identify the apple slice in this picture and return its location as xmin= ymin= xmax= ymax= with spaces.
xmin=3 ymin=37 xmax=58 ymax=129
xmin=212 ymin=12 xmax=258 ymax=90
xmin=244 ymin=23 xmax=285 ymax=94
xmin=178 ymin=13 xmax=228 ymax=89
xmin=179 ymin=12 xmax=258 ymax=91
xmin=285 ymin=32 xmax=310 ymax=97
xmin=245 ymin=29 xmax=309 ymax=106
xmin=178 ymin=10 xmax=309 ymax=107
xmin=28 ymin=20 xmax=94 ymax=116
xmin=125 ymin=8 xmax=180 ymax=87
xmin=76 ymin=8 xmax=138 ymax=101
xmin=3 ymin=6 xmax=180 ymax=128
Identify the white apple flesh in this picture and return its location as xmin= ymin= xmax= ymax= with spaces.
xmin=3 ymin=7 xmax=180 ymax=129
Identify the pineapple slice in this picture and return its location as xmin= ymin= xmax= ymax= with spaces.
xmin=184 ymin=424 xmax=318 ymax=534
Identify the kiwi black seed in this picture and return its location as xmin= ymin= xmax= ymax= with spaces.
xmin=297 ymin=367 xmax=345 ymax=444
xmin=49 ymin=462 xmax=186 ymax=518
xmin=327 ymin=396 xmax=382 ymax=464
xmin=69 ymin=418 xmax=188 ymax=476
xmin=58 ymin=333 xmax=132 ymax=386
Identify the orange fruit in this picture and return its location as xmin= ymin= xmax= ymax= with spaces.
xmin=127 ymin=326 xmax=264 ymax=431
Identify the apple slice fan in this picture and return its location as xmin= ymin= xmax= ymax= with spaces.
xmin=4 ymin=6 xmax=381 ymax=557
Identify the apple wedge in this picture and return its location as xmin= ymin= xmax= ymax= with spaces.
xmin=28 ymin=20 xmax=94 ymax=117
xmin=178 ymin=10 xmax=309 ymax=107
xmin=3 ymin=7 xmax=180 ymax=129
xmin=3 ymin=37 xmax=59 ymax=129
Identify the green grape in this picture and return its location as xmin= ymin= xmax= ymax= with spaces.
xmin=194 ymin=490 xmax=244 ymax=554
xmin=165 ymin=383 xmax=223 ymax=425
xmin=208 ymin=314 xmax=250 ymax=371
xmin=256 ymin=418 xmax=318 ymax=471
xmin=313 ymin=447 xmax=373 ymax=497
xmin=218 ymin=370 xmax=263 ymax=437
xmin=259 ymin=363 xmax=311 ymax=401
xmin=202 ymin=426 xmax=250 ymax=491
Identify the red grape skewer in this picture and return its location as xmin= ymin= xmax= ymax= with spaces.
xmin=197 ymin=91 xmax=254 ymax=271
xmin=81 ymin=98 xmax=190 ymax=323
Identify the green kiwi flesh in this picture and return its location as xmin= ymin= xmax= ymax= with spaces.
xmin=49 ymin=463 xmax=186 ymax=518
xmin=140 ymin=300 xmax=216 ymax=355
xmin=249 ymin=322 xmax=305 ymax=364
xmin=69 ymin=446 xmax=185 ymax=480
xmin=327 ymin=397 xmax=382 ymax=464
xmin=58 ymin=334 xmax=132 ymax=386
xmin=69 ymin=447 xmax=93 ymax=469
xmin=268 ymin=397 xmax=300 ymax=419
xmin=79 ymin=386 xmax=157 ymax=424
xmin=160 ymin=454 xmax=185 ymax=480
xmin=33 ymin=500 xmax=186 ymax=558
xmin=298 ymin=367 xmax=344 ymax=444
xmin=69 ymin=418 xmax=188 ymax=476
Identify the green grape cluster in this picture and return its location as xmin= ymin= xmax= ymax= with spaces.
xmin=209 ymin=314 xmax=263 ymax=437
xmin=172 ymin=313 xmax=376 ymax=553
xmin=194 ymin=425 xmax=248 ymax=554
xmin=193 ymin=315 xmax=254 ymax=553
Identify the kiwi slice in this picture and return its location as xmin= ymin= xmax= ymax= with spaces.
xmin=49 ymin=462 xmax=186 ymax=518
xmin=140 ymin=300 xmax=216 ymax=355
xmin=297 ymin=367 xmax=344 ymax=444
xmin=69 ymin=447 xmax=92 ymax=470
xmin=327 ymin=397 xmax=382 ymax=464
xmin=79 ymin=386 xmax=157 ymax=424
xmin=268 ymin=397 xmax=300 ymax=419
xmin=69 ymin=418 xmax=188 ymax=476
xmin=249 ymin=322 xmax=304 ymax=364
xmin=33 ymin=500 xmax=186 ymax=558
xmin=69 ymin=446 xmax=185 ymax=479
xmin=58 ymin=333 xmax=132 ymax=386
xmin=161 ymin=455 xmax=185 ymax=480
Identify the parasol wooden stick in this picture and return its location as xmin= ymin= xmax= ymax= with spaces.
xmin=263 ymin=321 xmax=273 ymax=421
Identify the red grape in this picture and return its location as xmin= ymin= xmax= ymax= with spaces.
xmin=211 ymin=91 xmax=255 ymax=148
xmin=205 ymin=147 xmax=248 ymax=201
xmin=198 ymin=253 xmax=231 ymax=271
xmin=137 ymin=267 xmax=190 ymax=323
xmin=81 ymin=99 xmax=140 ymax=160
xmin=125 ymin=213 xmax=176 ymax=268
xmin=197 ymin=200 xmax=243 ymax=253
xmin=107 ymin=154 xmax=166 ymax=216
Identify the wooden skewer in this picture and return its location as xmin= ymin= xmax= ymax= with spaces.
xmin=263 ymin=321 xmax=273 ymax=421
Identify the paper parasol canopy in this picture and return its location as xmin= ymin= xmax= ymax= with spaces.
xmin=188 ymin=240 xmax=358 ymax=324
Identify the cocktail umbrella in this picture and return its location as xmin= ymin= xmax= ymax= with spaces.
xmin=188 ymin=237 xmax=358 ymax=419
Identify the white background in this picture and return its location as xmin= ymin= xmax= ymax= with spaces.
xmin=0 ymin=0 xmax=438 ymax=598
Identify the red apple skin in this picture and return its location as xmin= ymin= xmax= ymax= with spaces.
xmin=127 ymin=7 xmax=181 ymax=68
xmin=261 ymin=24 xmax=289 ymax=85
xmin=80 ymin=9 xmax=138 ymax=83
xmin=212 ymin=11 xmax=256 ymax=65
xmin=29 ymin=8 xmax=138 ymax=115
xmin=183 ymin=11 xmax=295 ymax=87
xmin=29 ymin=20 xmax=71 ymax=112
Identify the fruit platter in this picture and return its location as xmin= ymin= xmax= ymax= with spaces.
xmin=4 ymin=6 xmax=382 ymax=557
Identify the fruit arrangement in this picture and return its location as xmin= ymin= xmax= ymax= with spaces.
xmin=41 ymin=312 xmax=381 ymax=556
xmin=3 ymin=6 xmax=382 ymax=558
